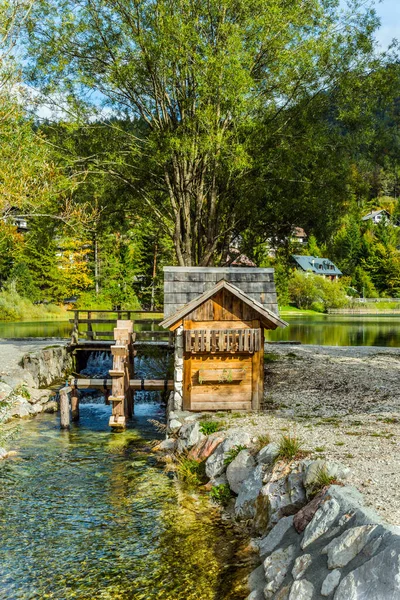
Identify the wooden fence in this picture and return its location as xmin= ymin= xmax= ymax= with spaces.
xmin=68 ymin=309 xmax=170 ymax=344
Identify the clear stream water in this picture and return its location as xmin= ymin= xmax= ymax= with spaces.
xmin=0 ymin=402 xmax=251 ymax=600
xmin=2 ymin=314 xmax=400 ymax=346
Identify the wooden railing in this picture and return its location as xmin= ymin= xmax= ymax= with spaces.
xmin=185 ymin=328 xmax=261 ymax=354
xmin=68 ymin=309 xmax=167 ymax=344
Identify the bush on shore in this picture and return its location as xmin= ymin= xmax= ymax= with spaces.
xmin=0 ymin=288 xmax=66 ymax=321
xmin=288 ymin=271 xmax=349 ymax=312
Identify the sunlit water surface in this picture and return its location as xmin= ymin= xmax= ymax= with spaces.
xmin=2 ymin=315 xmax=400 ymax=346
xmin=0 ymin=404 xmax=250 ymax=600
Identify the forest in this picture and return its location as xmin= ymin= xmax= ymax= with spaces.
xmin=1 ymin=0 xmax=400 ymax=316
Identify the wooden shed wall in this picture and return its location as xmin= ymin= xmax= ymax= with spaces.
xmin=164 ymin=267 xmax=278 ymax=318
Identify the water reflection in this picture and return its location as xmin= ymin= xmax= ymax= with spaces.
xmin=0 ymin=406 xmax=249 ymax=600
xmin=267 ymin=314 xmax=400 ymax=347
xmin=2 ymin=315 xmax=400 ymax=346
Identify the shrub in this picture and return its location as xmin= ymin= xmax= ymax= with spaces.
xmin=210 ymin=484 xmax=232 ymax=506
xmin=199 ymin=420 xmax=221 ymax=435
xmin=175 ymin=457 xmax=206 ymax=486
xmin=277 ymin=434 xmax=304 ymax=461
xmin=288 ymin=270 xmax=349 ymax=311
xmin=308 ymin=466 xmax=338 ymax=497
xmin=224 ymin=444 xmax=247 ymax=466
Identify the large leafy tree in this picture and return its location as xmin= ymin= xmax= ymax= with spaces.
xmin=24 ymin=0 xmax=382 ymax=265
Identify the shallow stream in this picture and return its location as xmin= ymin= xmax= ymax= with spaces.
xmin=0 ymin=402 xmax=251 ymax=599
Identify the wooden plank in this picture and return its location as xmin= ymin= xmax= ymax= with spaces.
xmin=194 ymin=330 xmax=200 ymax=352
xmin=211 ymin=330 xmax=217 ymax=352
xmin=206 ymin=330 xmax=211 ymax=352
xmin=59 ymin=389 xmax=70 ymax=429
xmin=190 ymin=402 xmax=252 ymax=411
xmin=200 ymin=330 xmax=206 ymax=352
xmin=182 ymin=320 xmax=253 ymax=330
xmin=198 ymin=368 xmax=246 ymax=383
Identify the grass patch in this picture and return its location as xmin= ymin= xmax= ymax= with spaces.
xmin=224 ymin=444 xmax=248 ymax=466
xmin=0 ymin=288 xmax=67 ymax=321
xmin=277 ymin=434 xmax=305 ymax=461
xmin=175 ymin=457 xmax=206 ymax=486
xmin=314 ymin=446 xmax=325 ymax=453
xmin=334 ymin=441 xmax=345 ymax=446
xmin=382 ymin=417 xmax=399 ymax=424
xmin=199 ymin=420 xmax=221 ymax=435
xmin=253 ymin=434 xmax=271 ymax=452
xmin=210 ymin=484 xmax=232 ymax=506
xmin=264 ymin=352 xmax=280 ymax=364
xmin=14 ymin=384 xmax=31 ymax=400
xmin=309 ymin=466 xmax=339 ymax=497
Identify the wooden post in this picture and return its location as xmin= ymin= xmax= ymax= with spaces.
xmin=87 ymin=311 xmax=94 ymax=340
xmin=59 ymin=386 xmax=71 ymax=429
xmin=71 ymin=311 xmax=79 ymax=344
xmin=71 ymin=386 xmax=80 ymax=421
xmin=109 ymin=320 xmax=134 ymax=431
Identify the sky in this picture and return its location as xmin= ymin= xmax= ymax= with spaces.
xmin=373 ymin=0 xmax=400 ymax=48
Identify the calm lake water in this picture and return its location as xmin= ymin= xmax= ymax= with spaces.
xmin=1 ymin=315 xmax=400 ymax=346
xmin=0 ymin=404 xmax=250 ymax=600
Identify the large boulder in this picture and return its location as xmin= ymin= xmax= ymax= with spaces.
xmin=235 ymin=465 xmax=264 ymax=519
xmin=334 ymin=546 xmax=400 ymax=599
xmin=177 ymin=421 xmax=204 ymax=451
xmin=301 ymin=498 xmax=341 ymax=549
xmin=302 ymin=459 xmax=351 ymax=496
xmin=259 ymin=515 xmax=295 ymax=558
xmin=226 ymin=450 xmax=256 ymax=494
xmin=323 ymin=525 xmax=378 ymax=569
xmin=188 ymin=432 xmax=225 ymax=460
xmin=205 ymin=431 xmax=252 ymax=479
xmin=9 ymin=398 xmax=32 ymax=419
xmin=257 ymin=443 xmax=279 ymax=466
xmin=263 ymin=544 xmax=296 ymax=598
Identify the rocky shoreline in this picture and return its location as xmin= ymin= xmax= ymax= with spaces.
xmin=0 ymin=340 xmax=72 ymax=427
xmin=161 ymin=409 xmax=400 ymax=599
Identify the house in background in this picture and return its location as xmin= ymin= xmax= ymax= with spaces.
xmin=292 ymin=255 xmax=342 ymax=280
xmin=291 ymin=227 xmax=308 ymax=245
xmin=361 ymin=209 xmax=391 ymax=225
xmin=3 ymin=208 xmax=28 ymax=233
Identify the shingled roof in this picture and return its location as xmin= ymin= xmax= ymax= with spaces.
xmin=163 ymin=266 xmax=279 ymax=318
xmin=160 ymin=279 xmax=288 ymax=330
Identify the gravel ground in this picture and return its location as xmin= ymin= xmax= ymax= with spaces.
xmin=222 ymin=345 xmax=400 ymax=525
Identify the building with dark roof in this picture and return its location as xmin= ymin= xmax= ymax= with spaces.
xmin=292 ymin=255 xmax=342 ymax=279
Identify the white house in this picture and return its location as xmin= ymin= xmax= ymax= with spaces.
xmin=361 ymin=209 xmax=391 ymax=225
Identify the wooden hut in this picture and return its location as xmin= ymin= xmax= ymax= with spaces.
xmin=161 ymin=268 xmax=287 ymax=412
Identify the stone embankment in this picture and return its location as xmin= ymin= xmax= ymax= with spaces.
xmin=161 ymin=409 xmax=400 ymax=600
xmin=0 ymin=339 xmax=72 ymax=425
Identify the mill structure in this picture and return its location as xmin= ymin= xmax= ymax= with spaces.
xmin=160 ymin=267 xmax=287 ymax=412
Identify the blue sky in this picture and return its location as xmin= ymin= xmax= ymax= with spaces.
xmin=374 ymin=0 xmax=400 ymax=48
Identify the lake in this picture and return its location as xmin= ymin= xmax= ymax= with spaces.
xmin=1 ymin=314 xmax=400 ymax=346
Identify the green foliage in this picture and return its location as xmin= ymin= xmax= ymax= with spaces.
xmin=309 ymin=466 xmax=338 ymax=497
xmin=0 ymin=285 xmax=66 ymax=321
xmin=210 ymin=484 xmax=232 ymax=506
xmin=199 ymin=421 xmax=221 ymax=436
xmin=175 ymin=457 xmax=206 ymax=487
xmin=264 ymin=352 xmax=280 ymax=363
xmin=277 ymin=434 xmax=304 ymax=462
xmin=288 ymin=271 xmax=349 ymax=311
xmin=223 ymin=444 xmax=248 ymax=466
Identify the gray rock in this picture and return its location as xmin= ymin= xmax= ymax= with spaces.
xmin=29 ymin=403 xmax=43 ymax=415
xmin=287 ymin=471 xmax=307 ymax=508
xmin=206 ymin=431 xmax=252 ymax=479
xmin=301 ymin=498 xmax=341 ymax=549
xmin=334 ymin=546 xmax=400 ymax=599
xmin=291 ymin=554 xmax=312 ymax=580
xmin=159 ymin=438 xmax=178 ymax=451
xmin=177 ymin=421 xmax=204 ymax=451
xmin=259 ymin=516 xmax=294 ymax=557
xmin=226 ymin=450 xmax=256 ymax=494
xmin=257 ymin=443 xmax=279 ymax=465
xmin=0 ymin=447 xmax=8 ymax=460
xmin=0 ymin=382 xmax=13 ymax=401
xmin=273 ymin=586 xmax=290 ymax=600
xmin=263 ymin=544 xmax=296 ymax=598
xmin=247 ymin=564 xmax=265 ymax=600
xmin=321 ymin=570 xmax=341 ymax=596
xmin=303 ymin=460 xmax=351 ymax=492
xmin=43 ymin=400 xmax=58 ymax=413
xmin=168 ymin=419 xmax=182 ymax=433
xmin=288 ymin=579 xmax=314 ymax=600
xmin=235 ymin=465 xmax=264 ymax=520
xmin=323 ymin=525 xmax=377 ymax=569
xmin=9 ymin=398 xmax=31 ymax=418
xmin=211 ymin=473 xmax=228 ymax=487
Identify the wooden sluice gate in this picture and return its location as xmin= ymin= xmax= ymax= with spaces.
xmin=60 ymin=319 xmax=173 ymax=431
